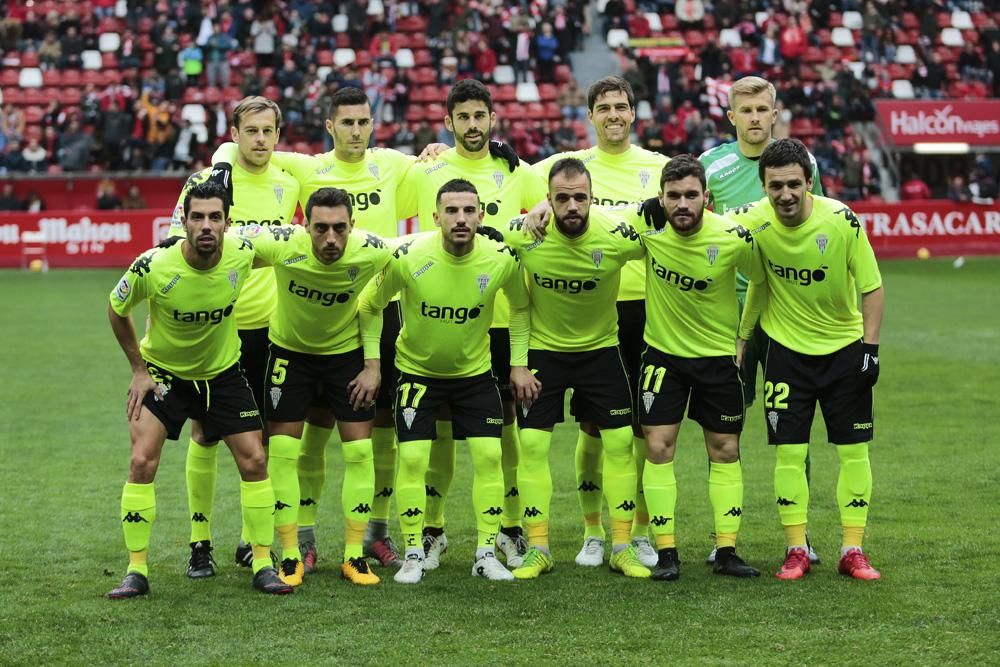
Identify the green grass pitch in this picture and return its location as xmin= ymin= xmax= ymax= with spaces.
xmin=1 ymin=258 xmax=998 ymax=665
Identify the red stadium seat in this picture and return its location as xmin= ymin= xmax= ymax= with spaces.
xmin=263 ymin=85 xmax=281 ymax=100
xmin=660 ymin=14 xmax=678 ymax=30
xmin=99 ymin=17 xmax=122 ymax=32
xmin=525 ymin=103 xmax=546 ymax=120
xmin=542 ymin=102 xmax=561 ymax=120
xmin=43 ymin=70 xmax=62 ymax=86
xmin=405 ymin=105 xmax=424 ymax=123
xmin=411 ymin=67 xmax=436 ymax=85
xmin=99 ymin=70 xmax=122 ymax=86
xmin=355 ymin=50 xmax=372 ymax=68
xmin=102 ymin=53 xmax=119 ymax=69
xmin=537 ymin=83 xmax=558 ymax=101
xmin=183 ymin=88 xmax=206 ymax=103
xmin=554 ymin=65 xmax=572 ymax=84
xmin=20 ymin=52 xmax=40 ymax=68
xmin=60 ymin=88 xmax=81 ymax=106
xmin=317 ymin=50 xmax=333 ymax=66
xmin=414 ymin=49 xmax=432 ymax=67
xmin=2 ymin=87 xmax=23 ymax=105
xmin=138 ymin=16 xmax=154 ymax=33
xmin=24 ymin=106 xmax=44 ymax=123
xmin=23 ymin=88 xmax=46 ymax=105
xmin=80 ymin=70 xmax=100 ymax=85
xmin=495 ymin=84 xmax=517 ymax=102
xmin=684 ymin=31 xmax=706 ymax=48
xmin=425 ymin=103 xmax=446 ymax=121
xmin=0 ymin=69 xmax=18 ymax=87
xmin=223 ymin=87 xmax=244 ymax=103
xmin=24 ymin=125 xmax=43 ymax=141
xmin=902 ymin=13 xmax=919 ymax=29
xmin=397 ymin=16 xmax=427 ymax=33
xmin=408 ymin=33 xmax=427 ymax=50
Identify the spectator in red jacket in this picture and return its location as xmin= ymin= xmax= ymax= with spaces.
xmin=780 ymin=15 xmax=808 ymax=76
xmin=900 ymin=172 xmax=932 ymax=200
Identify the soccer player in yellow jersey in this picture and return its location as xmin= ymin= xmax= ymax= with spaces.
xmin=213 ymin=87 xmax=422 ymax=571
xmin=238 ymin=187 xmax=393 ymax=587
xmin=358 ymin=179 xmax=539 ymax=584
xmin=497 ymin=158 xmax=650 ymax=580
xmin=622 ymin=156 xmax=762 ymax=580
xmin=171 ymin=97 xmax=301 ymax=579
xmin=396 ymin=80 xmax=547 ymax=570
xmin=107 ymin=181 xmax=291 ymax=598
xmin=734 ymin=139 xmax=884 ymax=581
xmin=532 ymin=76 xmax=668 ymax=568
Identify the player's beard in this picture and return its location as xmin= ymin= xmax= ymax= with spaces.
xmin=554 ymin=210 xmax=589 ymax=237
xmin=457 ymin=125 xmax=489 ymax=153
xmin=668 ymin=206 xmax=703 ymax=234
xmin=742 ymin=124 xmax=771 ymax=146
xmin=193 ymin=231 xmax=222 ymax=256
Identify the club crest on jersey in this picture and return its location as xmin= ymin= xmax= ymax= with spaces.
xmin=816 ymin=234 xmax=829 ymax=255
xmin=639 ymin=170 xmax=651 ymax=189
xmin=477 ymin=273 xmax=490 ymax=294
xmin=592 ymin=249 xmax=604 ymax=268
xmin=767 ymin=410 xmax=779 ymax=432
xmin=520 ymin=402 xmax=531 ymax=417
xmin=642 ymin=391 xmax=655 ymax=413
xmin=492 ymin=171 xmax=505 ymax=189
xmin=228 ymin=270 xmax=239 ymax=290
xmin=369 ymin=163 xmax=380 ymax=180
xmin=274 ymin=185 xmax=284 ymax=204
xmin=270 ymin=387 xmax=282 ymax=409
xmin=707 ymin=245 xmax=719 ymax=266
xmin=114 ymin=277 xmax=130 ymax=302
xmin=157 ymin=382 xmax=170 ymax=398
xmin=348 ymin=266 xmax=359 ymax=282
xmin=402 ymin=407 xmax=416 ymax=429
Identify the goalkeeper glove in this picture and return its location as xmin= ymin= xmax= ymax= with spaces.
xmin=639 ymin=196 xmax=667 ymax=230
xmin=488 ymin=141 xmax=520 ymax=172
xmin=476 ymin=225 xmax=506 ymax=243
xmin=860 ymin=342 xmax=879 ymax=386
xmin=208 ymin=162 xmax=234 ymax=207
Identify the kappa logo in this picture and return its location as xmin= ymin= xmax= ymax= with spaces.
xmin=300 ymin=498 xmax=316 ymax=507
xmin=191 ymin=512 xmax=208 ymax=522
xmin=707 ymin=245 xmax=719 ymax=266
xmin=776 ymin=497 xmax=797 ymax=506
xmin=274 ymin=500 xmax=291 ymax=511
xmin=160 ymin=274 xmax=180 ymax=295
xmin=767 ymin=410 xmax=779 ymax=432
xmin=351 ymin=503 xmax=372 ymax=513
xmin=402 ymin=407 xmax=417 ymax=429
xmin=375 ymin=487 xmax=393 ymax=498
xmin=642 ymin=391 xmax=655 ymax=413
xmin=122 ymin=512 xmax=148 ymax=523
xmin=610 ymin=221 xmax=641 ymax=242
xmin=425 ymin=485 xmax=442 ymax=498
xmin=577 ymin=481 xmax=601 ymax=492
xmin=723 ymin=507 xmax=743 ymax=517
xmin=400 ymin=507 xmax=423 ymax=518
xmin=394 ymin=241 xmax=414 ymax=258
xmin=845 ymin=499 xmax=869 ymax=508
xmin=270 ymin=226 xmax=295 ymax=241
xmin=129 ymin=254 xmax=154 ymax=277
xmin=816 ymin=234 xmax=829 ymax=254
xmin=482 ymin=506 xmax=503 ymax=516
xmin=523 ymin=506 xmax=542 ymax=518
xmin=650 ymin=515 xmax=672 ymax=527
xmin=724 ymin=224 xmax=754 ymax=245
xmin=504 ymin=486 xmax=519 ymax=498
xmin=616 ymin=500 xmax=636 ymax=511
xmin=835 ymin=206 xmax=863 ymax=238
xmin=362 ymin=233 xmax=386 ymax=249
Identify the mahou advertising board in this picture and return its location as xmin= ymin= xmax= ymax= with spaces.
xmin=0 ymin=202 xmax=998 ymax=268
xmin=875 ymin=99 xmax=1000 ymax=147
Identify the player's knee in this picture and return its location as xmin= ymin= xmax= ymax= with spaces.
xmin=342 ymin=439 xmax=373 ymax=464
xmin=128 ymin=454 xmax=158 ymax=483
xmin=644 ymin=438 xmax=674 ymax=464
xmin=237 ymin=448 xmax=269 ymax=479
xmin=707 ymin=435 xmax=740 ymax=463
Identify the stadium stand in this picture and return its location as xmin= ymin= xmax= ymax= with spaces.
xmin=0 ymin=0 xmax=997 ymax=206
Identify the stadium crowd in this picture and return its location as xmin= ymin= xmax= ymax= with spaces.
xmin=0 ymin=0 xmax=998 ymax=204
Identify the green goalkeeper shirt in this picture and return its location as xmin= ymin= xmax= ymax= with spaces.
xmin=534 ymin=145 xmax=668 ymax=302
xmin=109 ymin=235 xmax=254 ymax=380
xmin=732 ymin=194 xmax=882 ymax=356
xmin=238 ymin=225 xmax=392 ymax=355
xmin=171 ymin=163 xmax=300 ymax=329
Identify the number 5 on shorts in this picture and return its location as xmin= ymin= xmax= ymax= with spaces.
xmin=398 ymin=382 xmax=427 ymax=409
xmin=270 ymin=357 xmax=289 ymax=386
xmin=763 ymin=381 xmax=789 ymax=409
